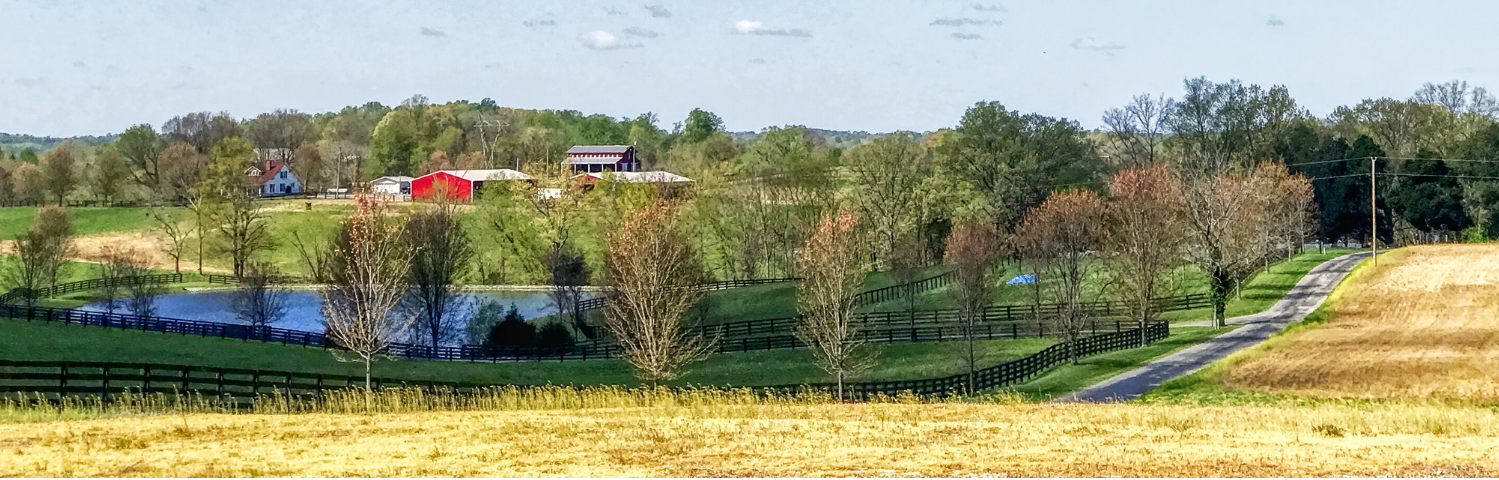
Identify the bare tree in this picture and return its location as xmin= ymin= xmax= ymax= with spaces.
xmin=115 ymin=250 xmax=161 ymax=317
xmin=289 ymin=230 xmax=333 ymax=283
xmin=602 ymin=201 xmax=714 ymax=386
xmin=1413 ymin=80 xmax=1499 ymax=118
xmin=404 ymin=193 xmax=473 ymax=353
xmin=795 ymin=211 xmax=874 ymax=400
xmin=148 ymin=205 xmax=189 ymax=273
xmin=232 ymin=261 xmax=289 ymax=330
xmin=545 ymin=245 xmax=592 ymax=337
xmin=94 ymin=246 xmax=136 ymax=314
xmin=1106 ymin=166 xmax=1188 ymax=342
xmin=320 ymin=194 xmax=414 ymax=388
xmin=889 ymin=238 xmax=926 ymax=325
xmin=215 ymin=192 xmax=273 ymax=277
xmin=1179 ymin=169 xmax=1275 ymax=327
xmin=20 ymin=207 xmax=74 ymax=300
xmin=1102 ymin=93 xmax=1177 ymax=168
xmin=1017 ymin=190 xmax=1110 ymax=364
xmin=944 ymin=220 xmax=999 ymax=392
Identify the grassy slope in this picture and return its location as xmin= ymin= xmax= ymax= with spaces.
xmin=1160 ymin=247 xmax=1358 ymax=322
xmin=0 ymin=318 xmax=1051 ymax=387
xmin=0 ymin=206 xmax=175 ymax=239
xmin=1137 ymin=251 xmax=1380 ymax=406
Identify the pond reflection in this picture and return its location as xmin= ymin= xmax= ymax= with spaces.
xmin=79 ymin=289 xmax=581 ymax=341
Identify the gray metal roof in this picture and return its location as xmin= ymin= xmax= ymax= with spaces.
xmin=566 ymin=145 xmax=632 ymax=154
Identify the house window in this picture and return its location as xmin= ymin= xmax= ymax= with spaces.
xmin=279 ymin=170 xmax=287 ymax=179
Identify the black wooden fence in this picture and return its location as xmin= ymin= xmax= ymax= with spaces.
xmin=755 ymin=321 xmax=1171 ymax=399
xmin=576 ymin=277 xmax=802 ymax=312
xmin=0 ymin=199 xmax=180 ymax=208
xmin=0 ymin=360 xmax=467 ymax=405
xmin=0 ymin=274 xmax=182 ymax=304
xmin=206 ymin=274 xmax=306 ymax=285
xmin=681 ymin=293 xmax=1209 ymax=342
xmin=1 ymin=290 xmax=1205 ymax=362
xmin=851 ymin=270 xmax=954 ymax=307
xmin=0 ymin=322 xmax=1170 ymax=405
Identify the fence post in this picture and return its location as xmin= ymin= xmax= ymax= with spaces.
xmin=143 ymin=366 xmax=151 ymax=393
xmin=102 ymin=366 xmax=110 ymax=402
xmin=182 ymin=367 xmax=190 ymax=392
xmin=217 ymin=369 xmax=225 ymax=397
xmin=59 ymin=362 xmax=68 ymax=398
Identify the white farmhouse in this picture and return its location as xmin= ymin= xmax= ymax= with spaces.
xmin=246 ymin=161 xmax=302 ymax=197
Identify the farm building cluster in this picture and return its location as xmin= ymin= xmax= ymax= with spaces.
xmin=367 ymin=145 xmax=691 ymax=202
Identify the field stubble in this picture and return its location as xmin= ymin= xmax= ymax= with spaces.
xmin=2 ymin=387 xmax=1499 ymax=477
xmin=1219 ymin=245 xmax=1499 ymax=400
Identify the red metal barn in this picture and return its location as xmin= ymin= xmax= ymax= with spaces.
xmin=410 ymin=169 xmax=531 ymax=202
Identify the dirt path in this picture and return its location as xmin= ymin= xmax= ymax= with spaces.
xmin=0 ymin=232 xmax=230 ymax=274
xmin=1056 ymin=251 xmax=1370 ymax=403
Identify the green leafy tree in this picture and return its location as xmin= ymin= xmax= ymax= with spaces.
xmin=38 ymin=147 xmax=77 ymax=204
xmin=116 ymin=124 xmax=164 ymax=189
xmin=846 ymin=131 xmax=934 ymax=268
xmin=91 ymin=145 xmax=131 ymax=203
xmin=202 ymin=137 xmax=256 ymax=199
xmin=681 ymin=108 xmax=724 ymax=144
xmin=938 ymin=101 xmax=1097 ymax=230
xmin=17 ymin=148 xmax=38 ymax=164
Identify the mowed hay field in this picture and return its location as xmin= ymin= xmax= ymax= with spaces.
xmin=1218 ymin=244 xmax=1499 ymax=400
xmin=3 ymin=400 xmax=1499 ymax=477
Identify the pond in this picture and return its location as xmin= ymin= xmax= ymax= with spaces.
xmin=78 ymin=289 xmax=585 ymax=342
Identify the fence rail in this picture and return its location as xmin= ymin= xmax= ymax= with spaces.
xmin=0 ymin=199 xmax=183 ymax=208
xmin=0 ymin=323 xmax=1168 ymax=405
xmin=576 ymin=277 xmax=802 ymax=312
xmin=0 ymin=274 xmax=182 ymax=304
xmin=0 ymin=360 xmax=470 ymax=405
xmin=852 ymin=270 xmax=954 ymax=307
xmin=753 ymin=322 xmax=1170 ymax=399
xmin=2 ymin=289 xmax=1206 ymax=363
xmin=675 ymin=293 xmax=1209 ymax=342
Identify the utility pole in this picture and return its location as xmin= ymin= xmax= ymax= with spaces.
xmin=1370 ymin=156 xmax=1378 ymax=266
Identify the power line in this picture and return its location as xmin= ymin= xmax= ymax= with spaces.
xmin=1309 ymin=172 xmax=1499 ymax=182
xmin=1287 ymin=155 xmax=1499 ymax=168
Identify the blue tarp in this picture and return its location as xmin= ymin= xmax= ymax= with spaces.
xmin=1006 ymin=274 xmax=1037 ymax=285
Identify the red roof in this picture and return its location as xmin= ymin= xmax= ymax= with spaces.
xmin=250 ymin=161 xmax=287 ymax=185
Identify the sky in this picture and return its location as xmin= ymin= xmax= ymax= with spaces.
xmin=2 ymin=0 xmax=1498 ymax=137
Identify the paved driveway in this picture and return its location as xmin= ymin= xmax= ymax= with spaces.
xmin=1057 ymin=251 xmax=1370 ymax=403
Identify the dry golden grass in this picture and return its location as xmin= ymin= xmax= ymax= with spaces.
xmin=1219 ymin=244 xmax=1499 ymax=400
xmin=3 ymin=399 xmax=1499 ymax=477
xmin=0 ymin=232 xmax=227 ymax=274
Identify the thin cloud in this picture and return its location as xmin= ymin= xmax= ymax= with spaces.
xmin=748 ymin=58 xmax=768 ymax=64
xmin=1266 ymin=16 xmax=1284 ymax=26
xmin=951 ymin=33 xmax=982 ymax=40
xmin=605 ymin=6 xmax=624 ymax=16
xmin=420 ymin=27 xmax=446 ymax=37
xmin=523 ymin=19 xmax=556 ymax=27
xmin=644 ymin=5 xmax=672 ymax=18
xmin=72 ymin=61 xmax=87 ymax=68
xmin=579 ymin=30 xmax=643 ymax=50
xmin=622 ymin=27 xmax=659 ymax=38
xmin=1071 ymin=37 xmax=1125 ymax=56
xmin=14 ymin=77 xmax=45 ymax=88
xmin=973 ymin=3 xmax=1007 ymax=12
xmin=483 ymin=63 xmax=503 ymax=70
xmin=734 ymin=20 xmax=812 ymax=38
xmin=931 ymin=18 xmax=1000 ymax=27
